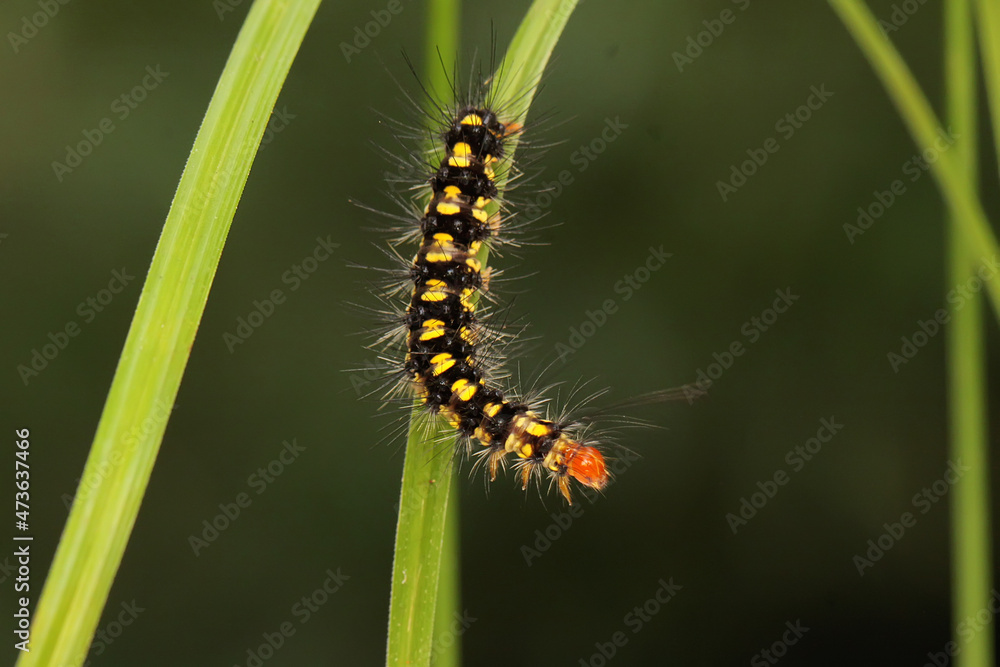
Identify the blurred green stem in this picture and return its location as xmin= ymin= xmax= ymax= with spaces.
xmin=16 ymin=2 xmax=321 ymax=666
xmin=832 ymin=2 xmax=995 ymax=665
xmin=829 ymin=0 xmax=1000 ymax=322
xmin=947 ymin=2 xmax=995 ymax=667
xmin=975 ymin=0 xmax=1000 ymax=167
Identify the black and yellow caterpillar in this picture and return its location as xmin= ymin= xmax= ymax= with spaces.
xmin=400 ymin=105 xmax=607 ymax=503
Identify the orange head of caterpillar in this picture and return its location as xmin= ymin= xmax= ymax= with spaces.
xmin=565 ymin=443 xmax=608 ymax=490
xmin=552 ymin=438 xmax=608 ymax=504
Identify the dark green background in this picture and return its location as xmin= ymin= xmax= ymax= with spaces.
xmin=3 ymin=0 xmax=999 ymax=665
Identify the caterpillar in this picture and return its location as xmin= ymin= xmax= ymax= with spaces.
xmin=404 ymin=105 xmax=609 ymax=504
xmin=365 ymin=58 xmax=611 ymax=504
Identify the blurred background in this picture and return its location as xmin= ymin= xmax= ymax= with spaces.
xmin=3 ymin=0 xmax=999 ymax=664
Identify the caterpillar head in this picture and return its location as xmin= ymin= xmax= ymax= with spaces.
xmin=554 ymin=440 xmax=608 ymax=504
xmin=564 ymin=443 xmax=608 ymax=490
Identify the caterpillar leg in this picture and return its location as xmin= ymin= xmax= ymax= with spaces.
xmin=557 ymin=475 xmax=573 ymax=505
xmin=486 ymin=446 xmax=505 ymax=482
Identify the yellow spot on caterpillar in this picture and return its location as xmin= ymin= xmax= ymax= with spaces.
xmin=447 ymin=141 xmax=474 ymax=168
xmin=469 ymin=241 xmax=482 ymax=255
xmin=459 ymin=327 xmax=476 ymax=344
xmin=484 ymin=165 xmax=495 ymax=180
xmin=451 ymin=378 xmax=478 ymax=402
xmin=526 ymin=420 xmax=551 ymax=437
xmin=420 ymin=279 xmax=449 ymax=302
xmin=460 ymin=114 xmax=483 ymax=126
xmin=425 ymin=234 xmax=458 ymax=263
xmin=439 ymin=406 xmax=461 ymax=428
xmin=484 ymin=403 xmax=501 ymax=418
xmin=474 ymin=427 xmax=490 ymax=444
xmin=443 ymin=186 xmax=461 ymax=198
xmin=474 ymin=197 xmax=487 ymax=209
xmin=436 ymin=201 xmax=461 ymax=216
xmin=520 ymin=443 xmax=534 ymax=458
xmin=425 ymin=249 xmax=454 ymax=263
xmin=471 ymin=208 xmax=488 ymax=223
xmin=505 ymin=415 xmax=534 ymax=452
xmin=419 ymin=319 xmax=445 ymax=341
xmin=430 ymin=352 xmax=455 ymax=375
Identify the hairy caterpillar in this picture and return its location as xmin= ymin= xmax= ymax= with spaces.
xmin=364 ymin=56 xmax=612 ymax=504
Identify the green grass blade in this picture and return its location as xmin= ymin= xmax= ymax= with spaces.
xmin=975 ymin=0 xmax=1000 ymax=171
xmin=424 ymin=0 xmax=460 ymax=100
xmin=828 ymin=0 xmax=1000 ymax=321
xmin=385 ymin=2 xmax=578 ymax=666
xmin=16 ymin=2 xmax=321 ymax=665
xmin=424 ymin=5 xmax=463 ymax=666
xmin=949 ymin=3 xmax=995 ymax=667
